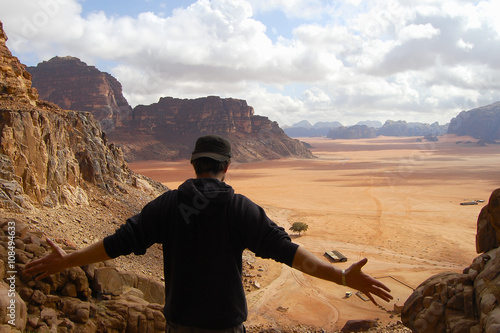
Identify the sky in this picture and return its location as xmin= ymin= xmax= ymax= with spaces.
xmin=1 ymin=0 xmax=499 ymax=127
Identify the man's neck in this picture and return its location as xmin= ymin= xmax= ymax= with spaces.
xmin=196 ymin=172 xmax=225 ymax=182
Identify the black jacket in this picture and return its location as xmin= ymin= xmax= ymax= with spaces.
xmin=103 ymin=178 xmax=299 ymax=329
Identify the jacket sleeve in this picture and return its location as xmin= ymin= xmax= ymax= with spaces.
xmin=103 ymin=191 xmax=173 ymax=258
xmin=235 ymin=195 xmax=299 ymax=266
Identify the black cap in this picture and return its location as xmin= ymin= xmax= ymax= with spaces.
xmin=191 ymin=135 xmax=232 ymax=162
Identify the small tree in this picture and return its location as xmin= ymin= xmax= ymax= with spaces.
xmin=289 ymin=222 xmax=308 ymax=236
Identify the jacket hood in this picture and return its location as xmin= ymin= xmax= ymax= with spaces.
xmin=178 ymin=178 xmax=235 ymax=215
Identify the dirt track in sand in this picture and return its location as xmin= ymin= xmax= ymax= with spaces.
xmin=130 ymin=135 xmax=500 ymax=331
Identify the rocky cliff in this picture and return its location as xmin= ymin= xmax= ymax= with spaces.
xmin=0 ymin=31 xmax=161 ymax=211
xmin=402 ymin=188 xmax=500 ymax=332
xmin=27 ymin=57 xmax=132 ymax=133
xmin=112 ymin=96 xmax=313 ymax=162
xmin=447 ymin=102 xmax=500 ymax=142
xmin=27 ymin=57 xmax=313 ymax=163
xmin=1 ymin=20 xmax=171 ymax=332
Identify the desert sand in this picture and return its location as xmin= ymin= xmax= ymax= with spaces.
xmin=129 ymin=134 xmax=500 ymax=331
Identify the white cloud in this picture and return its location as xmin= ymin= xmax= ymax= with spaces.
xmin=457 ymin=38 xmax=473 ymax=51
xmin=398 ymin=23 xmax=440 ymax=42
xmin=0 ymin=0 xmax=499 ymax=126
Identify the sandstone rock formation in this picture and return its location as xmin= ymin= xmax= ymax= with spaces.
xmin=476 ymin=188 xmax=500 ymax=254
xmin=0 ymin=25 xmax=39 ymax=107
xmin=448 ymin=102 xmax=500 ymax=142
xmin=26 ymin=56 xmax=314 ymax=162
xmin=110 ymin=95 xmax=314 ymax=162
xmin=27 ymin=56 xmax=133 ymax=133
xmin=402 ymin=188 xmax=500 ymax=332
xmin=0 ymin=21 xmax=164 ymax=212
xmin=1 ymin=20 xmax=170 ymax=332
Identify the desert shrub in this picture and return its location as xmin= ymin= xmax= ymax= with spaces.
xmin=289 ymin=222 xmax=308 ymax=236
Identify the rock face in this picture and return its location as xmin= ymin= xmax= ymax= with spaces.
xmin=1 ymin=20 xmax=169 ymax=332
xmin=27 ymin=57 xmax=313 ymax=162
xmin=402 ymin=188 xmax=500 ymax=332
xmin=0 ymin=25 xmax=38 ymax=107
xmin=0 ymin=21 xmax=164 ymax=211
xmin=448 ymin=101 xmax=500 ymax=142
xmin=27 ymin=57 xmax=133 ymax=133
xmin=476 ymin=188 xmax=500 ymax=253
xmin=113 ymin=96 xmax=313 ymax=162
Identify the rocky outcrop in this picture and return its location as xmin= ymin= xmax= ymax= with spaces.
xmin=0 ymin=218 xmax=166 ymax=332
xmin=402 ymin=188 xmax=500 ymax=332
xmin=1 ymin=21 xmax=170 ymax=332
xmin=377 ymin=120 xmax=448 ymax=137
xmin=327 ymin=125 xmax=377 ymax=139
xmin=448 ymin=102 xmax=500 ymax=142
xmin=109 ymin=96 xmax=314 ymax=162
xmin=0 ymin=21 xmax=165 ymax=211
xmin=27 ymin=57 xmax=132 ymax=133
xmin=0 ymin=23 xmax=39 ymax=107
xmin=27 ymin=56 xmax=313 ymax=162
xmin=476 ymin=188 xmax=500 ymax=253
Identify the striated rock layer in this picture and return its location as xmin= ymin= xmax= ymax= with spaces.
xmin=402 ymin=188 xmax=500 ymax=332
xmin=0 ymin=21 xmax=164 ymax=212
xmin=114 ymin=96 xmax=314 ymax=162
xmin=27 ymin=56 xmax=313 ymax=162
xmin=27 ymin=56 xmax=132 ymax=133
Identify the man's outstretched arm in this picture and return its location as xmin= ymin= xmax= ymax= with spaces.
xmin=292 ymin=246 xmax=393 ymax=305
xmin=24 ymin=238 xmax=111 ymax=280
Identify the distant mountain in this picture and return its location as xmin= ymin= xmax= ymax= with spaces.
xmin=288 ymin=118 xmax=448 ymax=138
xmin=377 ymin=120 xmax=448 ymax=137
xmin=327 ymin=120 xmax=448 ymax=139
xmin=312 ymin=121 xmax=343 ymax=129
xmin=327 ymin=125 xmax=377 ymax=139
xmin=291 ymin=120 xmax=313 ymax=129
xmin=356 ymin=120 xmax=383 ymax=128
xmin=448 ymin=102 xmax=500 ymax=141
xmin=284 ymin=120 xmax=342 ymax=137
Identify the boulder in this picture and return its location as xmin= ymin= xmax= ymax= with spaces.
xmin=402 ymin=188 xmax=500 ymax=332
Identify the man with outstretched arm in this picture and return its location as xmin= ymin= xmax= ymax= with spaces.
xmin=25 ymin=134 xmax=392 ymax=332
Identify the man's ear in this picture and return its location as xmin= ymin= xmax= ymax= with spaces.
xmin=223 ymin=162 xmax=230 ymax=173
